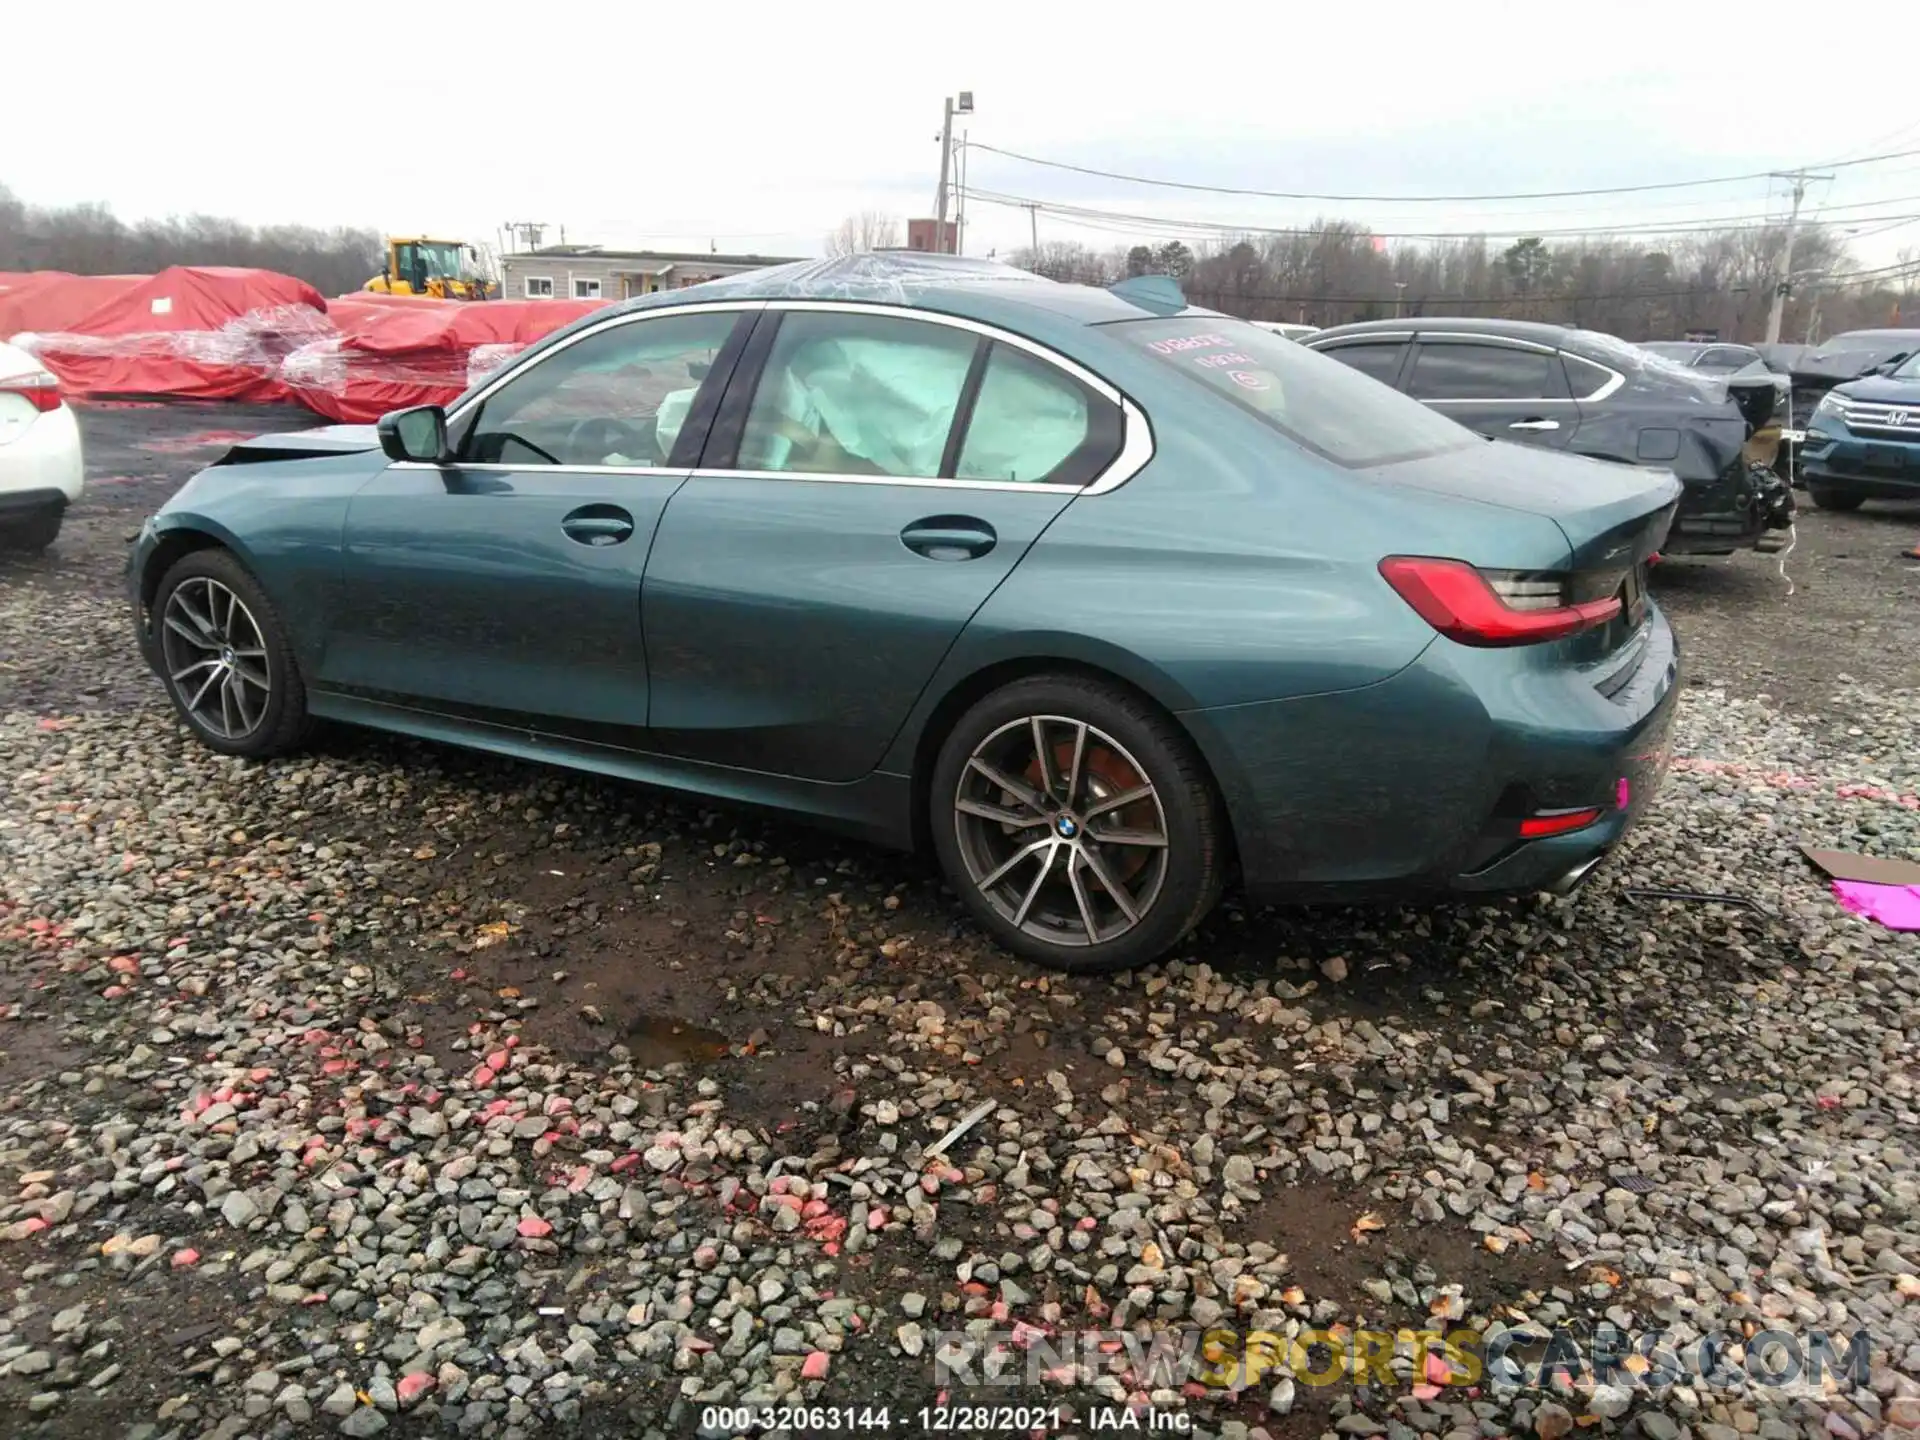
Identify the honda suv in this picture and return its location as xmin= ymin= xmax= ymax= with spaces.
xmin=1800 ymin=347 xmax=1920 ymax=510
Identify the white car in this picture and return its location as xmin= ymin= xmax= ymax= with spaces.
xmin=0 ymin=339 xmax=84 ymax=552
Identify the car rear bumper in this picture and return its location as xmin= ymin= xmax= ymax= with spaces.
xmin=0 ymin=404 xmax=84 ymax=503
xmin=1183 ymin=605 xmax=1679 ymax=907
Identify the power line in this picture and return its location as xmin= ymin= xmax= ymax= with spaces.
xmin=962 ymin=186 xmax=1920 ymax=243
xmin=965 ymin=141 xmax=1920 ymax=205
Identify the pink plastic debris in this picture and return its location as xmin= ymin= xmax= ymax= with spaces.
xmin=801 ymin=1351 xmax=830 ymax=1380
xmin=1832 ymin=879 xmax=1920 ymax=930
xmin=172 ymin=1248 xmax=200 ymax=1268
xmin=397 ymin=1373 xmax=437 ymax=1407
xmin=516 ymin=1216 xmax=552 ymax=1238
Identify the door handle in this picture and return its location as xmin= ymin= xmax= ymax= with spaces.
xmin=901 ymin=517 xmax=997 ymax=561
xmin=561 ymin=505 xmax=635 ymax=546
xmin=1509 ymin=418 xmax=1561 ymax=432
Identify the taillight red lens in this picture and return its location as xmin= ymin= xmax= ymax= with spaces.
xmin=1378 ymin=556 xmax=1622 ymax=647
xmin=0 ymin=369 xmax=62 ymax=413
xmin=1519 ymin=807 xmax=1603 ymax=838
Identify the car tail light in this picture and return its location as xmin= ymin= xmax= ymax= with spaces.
xmin=0 ymin=369 xmax=62 ymax=413
xmin=1378 ymin=556 xmax=1622 ymax=647
xmin=1519 ymin=806 xmax=1603 ymax=838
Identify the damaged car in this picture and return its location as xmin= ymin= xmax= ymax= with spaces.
xmin=1773 ymin=329 xmax=1920 ymax=479
xmin=1309 ymin=319 xmax=1794 ymax=555
xmin=128 ymin=256 xmax=1680 ymax=974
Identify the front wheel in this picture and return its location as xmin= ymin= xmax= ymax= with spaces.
xmin=929 ymin=675 xmax=1225 ymax=973
xmin=1808 ymin=484 xmax=1864 ymax=512
xmin=152 ymin=549 xmax=313 ymax=758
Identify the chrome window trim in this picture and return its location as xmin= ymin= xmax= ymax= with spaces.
xmin=432 ymin=297 xmax=1152 ymax=496
xmin=1384 ymin=331 xmax=1626 ymax=406
xmin=1308 ymin=331 xmax=1412 ymax=347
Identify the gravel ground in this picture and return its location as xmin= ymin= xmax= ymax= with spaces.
xmin=0 ymin=404 xmax=1916 ymax=1440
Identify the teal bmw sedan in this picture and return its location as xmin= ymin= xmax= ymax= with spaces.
xmin=129 ymin=254 xmax=1679 ymax=973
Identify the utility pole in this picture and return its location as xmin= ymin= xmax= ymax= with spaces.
xmin=933 ymin=92 xmax=973 ymax=255
xmin=934 ymin=96 xmax=954 ymax=252
xmin=1765 ymin=170 xmax=1831 ymax=344
xmin=1024 ymin=202 xmax=1039 ymax=261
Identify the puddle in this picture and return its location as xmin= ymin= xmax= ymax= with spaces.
xmin=625 ymin=1014 xmax=730 ymax=1066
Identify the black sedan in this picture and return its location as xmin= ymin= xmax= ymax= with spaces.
xmin=1308 ymin=319 xmax=1792 ymax=555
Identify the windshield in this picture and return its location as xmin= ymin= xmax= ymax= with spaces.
xmin=1119 ymin=317 xmax=1475 ymax=468
xmin=419 ymin=243 xmax=466 ymax=278
xmin=1890 ymin=352 xmax=1920 ymax=381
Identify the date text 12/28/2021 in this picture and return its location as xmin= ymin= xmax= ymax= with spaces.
xmin=695 ymin=1404 xmax=1190 ymax=1432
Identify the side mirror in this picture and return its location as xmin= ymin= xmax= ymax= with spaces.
xmin=378 ymin=405 xmax=450 ymax=463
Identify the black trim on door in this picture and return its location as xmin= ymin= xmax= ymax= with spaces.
xmin=697 ymin=310 xmax=785 ymax=470
xmin=937 ymin=337 xmax=994 ymax=478
xmin=666 ymin=312 xmax=760 ymax=469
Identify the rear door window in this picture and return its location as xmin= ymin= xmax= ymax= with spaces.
xmin=1318 ymin=341 xmax=1408 ymax=386
xmin=1407 ymin=343 xmax=1568 ymax=401
xmin=1117 ymin=318 xmax=1474 ymax=468
xmin=736 ymin=311 xmax=977 ymax=478
xmin=953 ymin=343 xmax=1121 ymax=485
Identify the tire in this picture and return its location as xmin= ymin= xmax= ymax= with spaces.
xmin=1808 ymin=485 xmax=1864 ymax=512
xmin=929 ymin=674 xmax=1225 ymax=973
xmin=0 ymin=509 xmax=62 ymax=554
xmin=152 ymin=548 xmax=313 ymax=759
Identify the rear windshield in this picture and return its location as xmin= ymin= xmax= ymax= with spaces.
xmin=1116 ymin=317 xmax=1476 ymax=468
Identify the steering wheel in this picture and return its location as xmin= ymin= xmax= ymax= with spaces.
xmin=563 ymin=416 xmax=656 ymax=466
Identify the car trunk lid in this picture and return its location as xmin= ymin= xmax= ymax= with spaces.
xmin=1373 ymin=438 xmax=1677 ymax=661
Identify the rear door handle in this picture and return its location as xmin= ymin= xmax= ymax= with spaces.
xmin=901 ymin=516 xmax=997 ymax=561
xmin=561 ymin=505 xmax=635 ymax=546
xmin=1509 ymin=418 xmax=1561 ymax=432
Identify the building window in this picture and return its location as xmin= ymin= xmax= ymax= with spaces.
xmin=573 ymin=278 xmax=602 ymax=299
xmin=524 ymin=276 xmax=554 ymax=298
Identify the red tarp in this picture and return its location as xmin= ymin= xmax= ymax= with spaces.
xmin=0 ymin=272 xmax=146 ymax=340
xmin=282 ymin=296 xmax=612 ymax=423
xmin=21 ymin=266 xmax=330 ymax=402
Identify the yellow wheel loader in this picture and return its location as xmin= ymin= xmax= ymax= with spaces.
xmin=365 ymin=238 xmax=498 ymax=300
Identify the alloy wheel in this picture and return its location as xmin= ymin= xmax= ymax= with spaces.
xmin=952 ymin=714 xmax=1171 ymax=948
xmin=159 ymin=577 xmax=272 ymax=741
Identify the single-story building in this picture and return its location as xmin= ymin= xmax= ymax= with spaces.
xmin=499 ymin=245 xmax=806 ymax=302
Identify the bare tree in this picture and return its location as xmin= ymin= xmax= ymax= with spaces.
xmin=0 ymin=184 xmax=385 ymax=297
xmin=824 ymin=211 xmax=902 ymax=256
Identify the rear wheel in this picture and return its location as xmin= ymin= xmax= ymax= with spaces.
xmin=929 ymin=674 xmax=1224 ymax=973
xmin=1808 ymin=484 xmax=1864 ymax=512
xmin=0 ymin=509 xmax=63 ymax=554
xmin=153 ymin=549 xmax=313 ymax=758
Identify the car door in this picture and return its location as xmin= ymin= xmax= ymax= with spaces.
xmin=317 ymin=304 xmax=754 ymax=745
xmin=641 ymin=303 xmax=1131 ymax=783
xmin=1403 ymin=336 xmax=1575 ymax=450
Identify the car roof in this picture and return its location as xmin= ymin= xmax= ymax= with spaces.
xmin=1310 ymin=316 xmax=1580 ymax=347
xmin=1823 ymin=328 xmax=1920 ymax=345
xmin=592 ymin=253 xmax=1188 ymax=330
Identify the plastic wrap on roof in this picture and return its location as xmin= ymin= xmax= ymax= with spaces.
xmin=685 ymin=252 xmax=1051 ymax=304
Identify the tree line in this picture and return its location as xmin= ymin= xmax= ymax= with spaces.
xmin=0 ymin=185 xmax=386 ymax=299
xmin=1007 ymin=222 xmax=1919 ymax=344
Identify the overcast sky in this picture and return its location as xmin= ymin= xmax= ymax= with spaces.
xmin=10 ymin=3 xmax=1919 ymax=271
